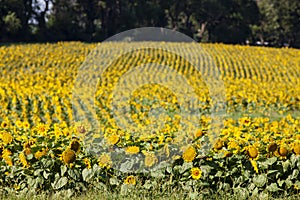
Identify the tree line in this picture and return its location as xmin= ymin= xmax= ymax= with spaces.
xmin=0 ymin=0 xmax=299 ymax=47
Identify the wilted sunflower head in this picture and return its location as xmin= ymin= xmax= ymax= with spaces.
xmin=267 ymin=142 xmax=278 ymax=152
xmin=62 ymin=149 xmax=76 ymax=165
xmin=70 ymin=140 xmax=80 ymax=153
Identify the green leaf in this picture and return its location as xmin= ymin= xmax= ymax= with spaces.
xmin=253 ymin=174 xmax=267 ymax=187
xmin=43 ymin=171 xmax=50 ymax=179
xmin=82 ymin=168 xmax=94 ymax=182
xmin=61 ymin=165 xmax=67 ymax=176
xmin=265 ymin=157 xmax=277 ymax=165
xmin=282 ymin=160 xmax=290 ymax=172
xmin=68 ymin=169 xmax=77 ymax=180
xmin=277 ymin=179 xmax=284 ymax=187
xmin=109 ymin=177 xmax=119 ymax=186
xmin=291 ymin=169 xmax=299 ymax=180
xmin=120 ymin=160 xmax=133 ymax=173
xmin=143 ymin=180 xmax=152 ymax=189
xmin=53 ymin=177 xmax=68 ymax=190
xmin=179 ymin=162 xmax=193 ymax=174
xmin=285 ymin=179 xmax=293 ymax=187
xmin=266 ymin=183 xmax=281 ymax=192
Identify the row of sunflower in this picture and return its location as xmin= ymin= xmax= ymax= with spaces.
xmin=0 ymin=42 xmax=299 ymax=198
xmin=0 ymin=115 xmax=299 ymax=197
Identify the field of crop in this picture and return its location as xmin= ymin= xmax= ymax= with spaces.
xmin=0 ymin=42 xmax=299 ymax=199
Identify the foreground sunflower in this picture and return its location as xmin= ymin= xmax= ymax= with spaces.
xmin=62 ymin=148 xmax=76 ymax=164
xmin=191 ymin=167 xmax=202 ymax=180
xmin=124 ymin=175 xmax=136 ymax=185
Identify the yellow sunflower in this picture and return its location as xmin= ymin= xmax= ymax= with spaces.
xmin=125 ymin=146 xmax=140 ymax=155
xmin=1 ymin=131 xmax=13 ymax=145
xmin=144 ymin=152 xmax=158 ymax=167
xmin=19 ymin=153 xmax=29 ymax=168
xmin=98 ymin=153 xmax=112 ymax=168
xmin=124 ymin=175 xmax=136 ymax=185
xmin=191 ymin=167 xmax=202 ymax=180
xmin=182 ymin=146 xmax=196 ymax=162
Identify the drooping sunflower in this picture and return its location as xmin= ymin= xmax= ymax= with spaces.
xmin=34 ymin=148 xmax=48 ymax=160
xmin=70 ymin=139 xmax=80 ymax=153
xmin=182 ymin=146 xmax=196 ymax=162
xmin=19 ymin=153 xmax=29 ymax=168
xmin=267 ymin=142 xmax=278 ymax=153
xmin=191 ymin=167 xmax=202 ymax=180
xmin=62 ymin=149 xmax=76 ymax=165
xmin=2 ymin=149 xmax=13 ymax=166
xmin=292 ymin=142 xmax=300 ymax=155
xmin=124 ymin=175 xmax=136 ymax=185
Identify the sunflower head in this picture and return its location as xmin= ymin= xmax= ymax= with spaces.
xmin=1 ymin=131 xmax=13 ymax=145
xmin=247 ymin=146 xmax=258 ymax=159
xmin=293 ymin=142 xmax=300 ymax=155
xmin=124 ymin=175 xmax=136 ymax=185
xmin=125 ymin=146 xmax=140 ymax=155
xmin=267 ymin=142 xmax=277 ymax=152
xmin=70 ymin=140 xmax=80 ymax=153
xmin=191 ymin=167 xmax=202 ymax=180
xmin=278 ymin=146 xmax=288 ymax=157
xmin=62 ymin=149 xmax=76 ymax=165
xmin=182 ymin=146 xmax=196 ymax=162
xmin=214 ymin=139 xmax=223 ymax=150
xmin=98 ymin=153 xmax=112 ymax=168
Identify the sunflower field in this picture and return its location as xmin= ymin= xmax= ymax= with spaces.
xmin=0 ymin=42 xmax=299 ymax=199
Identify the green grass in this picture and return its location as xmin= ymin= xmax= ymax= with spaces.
xmin=1 ymin=188 xmax=300 ymax=200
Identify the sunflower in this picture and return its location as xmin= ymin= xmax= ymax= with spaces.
xmin=292 ymin=142 xmax=300 ymax=155
xmin=278 ymin=145 xmax=288 ymax=157
xmin=98 ymin=153 xmax=112 ymax=168
xmin=83 ymin=158 xmax=91 ymax=169
xmin=267 ymin=142 xmax=277 ymax=152
xmin=1 ymin=121 xmax=9 ymax=129
xmin=34 ymin=148 xmax=48 ymax=159
xmin=124 ymin=175 xmax=136 ymax=185
xmin=1 ymin=131 xmax=13 ymax=145
xmin=247 ymin=146 xmax=259 ymax=159
xmin=144 ymin=152 xmax=158 ymax=167
xmin=213 ymin=139 xmax=223 ymax=150
xmin=2 ymin=149 xmax=13 ymax=166
xmin=182 ymin=146 xmax=196 ymax=162
xmin=106 ymin=134 xmax=120 ymax=145
xmin=62 ymin=149 xmax=76 ymax=164
xmin=19 ymin=153 xmax=29 ymax=168
xmin=125 ymin=146 xmax=140 ymax=154
xmin=191 ymin=167 xmax=202 ymax=180
xmin=70 ymin=140 xmax=80 ymax=153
